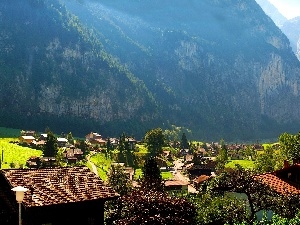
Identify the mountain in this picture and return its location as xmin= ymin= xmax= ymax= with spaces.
xmin=255 ymin=0 xmax=287 ymax=27
xmin=281 ymin=17 xmax=300 ymax=61
xmin=1 ymin=0 xmax=300 ymax=142
xmin=255 ymin=0 xmax=300 ymax=61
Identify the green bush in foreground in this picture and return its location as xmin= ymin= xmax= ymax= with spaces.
xmin=232 ymin=211 xmax=300 ymax=225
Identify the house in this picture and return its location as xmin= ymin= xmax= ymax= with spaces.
xmin=57 ymin=137 xmax=68 ymax=147
xmin=32 ymin=140 xmax=45 ymax=146
xmin=39 ymin=133 xmax=47 ymax=141
xmin=22 ymin=130 xmax=36 ymax=136
xmin=26 ymin=156 xmax=41 ymax=169
xmin=63 ymin=147 xmax=84 ymax=164
xmin=0 ymin=167 xmax=119 ymax=225
xmin=184 ymin=153 xmax=194 ymax=162
xmin=187 ymin=161 xmax=217 ymax=180
xmin=40 ymin=157 xmax=56 ymax=167
xmin=108 ymin=138 xmax=119 ymax=149
xmin=193 ymin=175 xmax=211 ymax=189
xmin=164 ymin=180 xmax=189 ymax=191
xmin=155 ymin=157 xmax=168 ymax=168
xmin=179 ymin=148 xmax=189 ymax=156
xmin=125 ymin=137 xmax=137 ymax=150
xmin=255 ymin=160 xmax=300 ymax=195
xmin=19 ymin=136 xmax=35 ymax=144
xmin=86 ymin=132 xmax=102 ymax=142
xmin=124 ymin=167 xmax=134 ymax=180
xmin=85 ymin=132 xmax=107 ymax=147
xmin=95 ymin=138 xmax=107 ymax=147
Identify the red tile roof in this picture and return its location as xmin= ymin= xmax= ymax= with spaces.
xmin=255 ymin=173 xmax=300 ymax=195
xmin=164 ymin=180 xmax=189 ymax=187
xmin=193 ymin=175 xmax=210 ymax=184
xmin=1 ymin=167 xmax=119 ymax=208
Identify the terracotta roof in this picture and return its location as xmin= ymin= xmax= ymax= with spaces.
xmin=187 ymin=163 xmax=215 ymax=170
xmin=193 ymin=175 xmax=210 ymax=184
xmin=164 ymin=180 xmax=189 ymax=186
xmin=255 ymin=173 xmax=300 ymax=195
xmin=1 ymin=167 xmax=119 ymax=208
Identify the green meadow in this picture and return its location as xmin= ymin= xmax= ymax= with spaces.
xmin=225 ymin=159 xmax=255 ymax=169
xmin=0 ymin=138 xmax=42 ymax=169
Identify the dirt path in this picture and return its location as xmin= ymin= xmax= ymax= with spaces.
xmin=173 ymin=159 xmax=198 ymax=193
xmin=86 ymin=153 xmax=99 ymax=177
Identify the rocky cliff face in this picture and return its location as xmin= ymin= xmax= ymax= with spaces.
xmin=1 ymin=0 xmax=300 ymax=141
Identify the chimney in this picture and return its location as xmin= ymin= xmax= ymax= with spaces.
xmin=284 ymin=160 xmax=289 ymax=168
xmin=293 ymin=158 xmax=300 ymax=165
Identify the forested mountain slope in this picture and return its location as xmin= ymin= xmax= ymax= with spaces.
xmin=1 ymin=0 xmax=300 ymax=141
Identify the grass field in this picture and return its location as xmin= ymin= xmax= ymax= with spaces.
xmin=225 ymin=159 xmax=255 ymax=169
xmin=0 ymin=138 xmax=42 ymax=168
xmin=89 ymin=153 xmax=113 ymax=181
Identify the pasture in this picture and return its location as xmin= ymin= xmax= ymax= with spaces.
xmin=225 ymin=159 xmax=255 ymax=169
xmin=0 ymin=138 xmax=42 ymax=168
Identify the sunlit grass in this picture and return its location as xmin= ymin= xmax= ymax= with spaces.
xmin=89 ymin=153 xmax=113 ymax=181
xmin=225 ymin=159 xmax=255 ymax=169
xmin=0 ymin=138 xmax=42 ymax=168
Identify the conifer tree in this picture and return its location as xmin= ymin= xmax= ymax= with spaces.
xmin=140 ymin=157 xmax=163 ymax=191
xmin=43 ymin=130 xmax=58 ymax=157
xmin=107 ymin=164 xmax=132 ymax=196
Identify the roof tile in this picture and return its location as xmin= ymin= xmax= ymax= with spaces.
xmin=1 ymin=167 xmax=119 ymax=208
xmin=256 ymin=173 xmax=300 ymax=195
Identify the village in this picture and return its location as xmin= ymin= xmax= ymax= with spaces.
xmin=1 ymin=129 xmax=300 ymax=224
xmin=18 ymin=130 xmax=265 ymax=193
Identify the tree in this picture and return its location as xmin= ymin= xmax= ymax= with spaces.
xmin=140 ymin=157 xmax=163 ymax=191
xmin=163 ymin=125 xmax=192 ymax=143
xmin=244 ymin=145 xmax=256 ymax=160
xmin=105 ymin=189 xmax=197 ymax=225
xmin=77 ymin=140 xmax=89 ymax=156
xmin=117 ymin=133 xmax=126 ymax=163
xmin=144 ymin=128 xmax=165 ymax=157
xmin=118 ymin=132 xmax=126 ymax=154
xmin=66 ymin=132 xmax=74 ymax=144
xmin=163 ymin=125 xmax=182 ymax=142
xmin=210 ymin=165 xmax=281 ymax=223
xmin=106 ymin=137 xmax=112 ymax=153
xmin=216 ymin=139 xmax=228 ymax=171
xmin=180 ymin=132 xmax=189 ymax=150
xmin=43 ymin=130 xmax=58 ymax=157
xmin=186 ymin=193 xmax=248 ymax=225
xmin=107 ymin=164 xmax=132 ymax=196
xmin=254 ymin=145 xmax=276 ymax=173
xmin=279 ymin=132 xmax=300 ymax=161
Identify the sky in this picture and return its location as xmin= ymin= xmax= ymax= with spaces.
xmin=268 ymin=0 xmax=300 ymax=19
